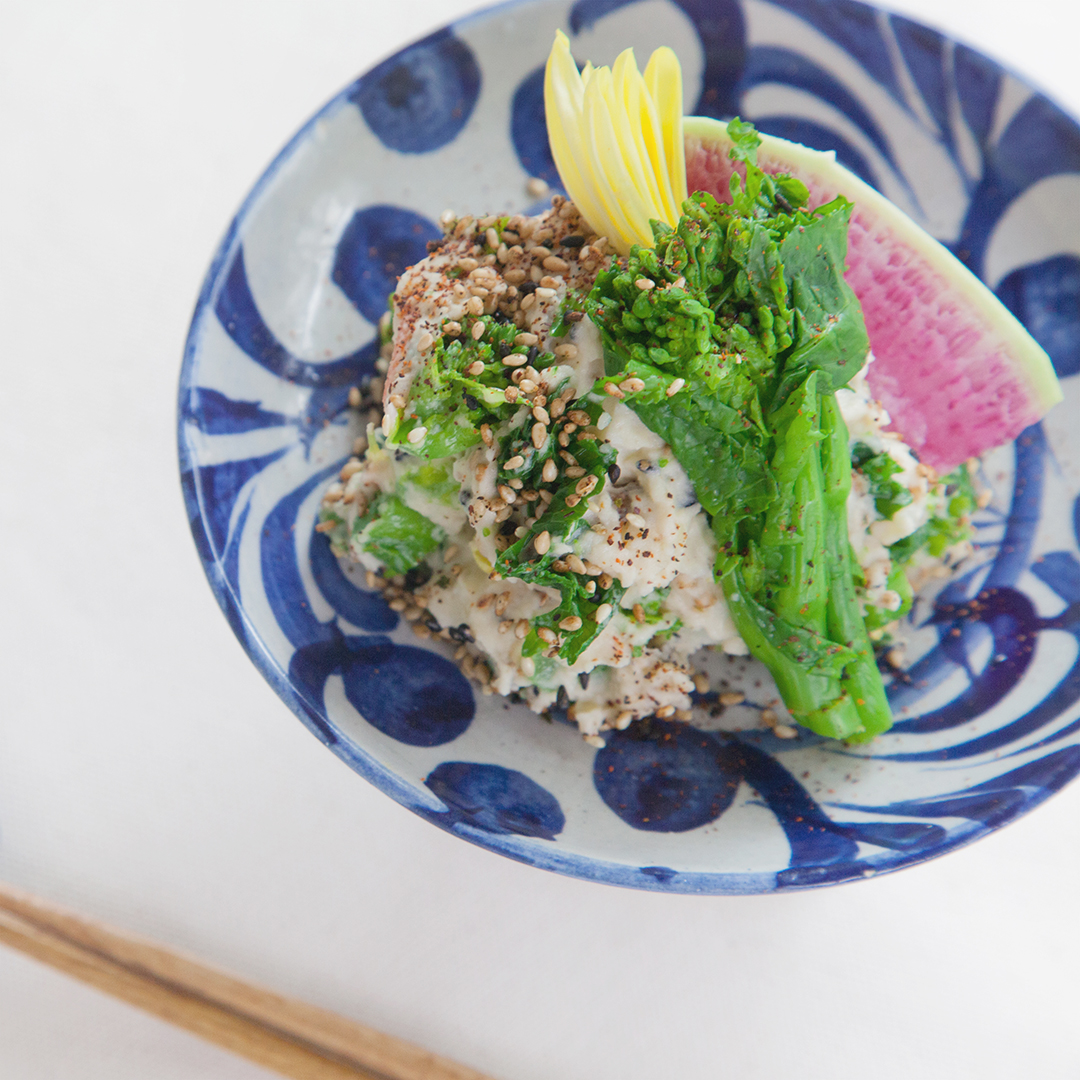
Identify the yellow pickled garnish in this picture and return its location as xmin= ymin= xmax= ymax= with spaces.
xmin=543 ymin=29 xmax=687 ymax=255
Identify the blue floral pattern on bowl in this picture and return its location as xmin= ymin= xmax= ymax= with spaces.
xmin=178 ymin=0 xmax=1080 ymax=893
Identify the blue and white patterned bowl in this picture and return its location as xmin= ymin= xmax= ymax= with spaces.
xmin=178 ymin=0 xmax=1080 ymax=893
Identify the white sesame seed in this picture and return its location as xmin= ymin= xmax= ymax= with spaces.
xmin=603 ymin=382 xmax=624 ymax=399
xmin=526 ymin=177 xmax=549 ymax=198
xmin=542 ymin=458 xmax=558 ymax=483
xmin=535 ymin=287 xmax=556 ymax=299
xmin=584 ymin=734 xmax=606 ymax=749
xmin=348 ymin=386 xmax=362 ymax=408
xmin=594 ymin=603 xmax=613 ymax=623
xmin=406 ymin=426 xmax=427 ymax=445
xmin=559 ymin=615 xmax=583 ymax=632
xmin=693 ymin=672 xmax=710 ymax=694
xmin=666 ymin=377 xmax=685 ymax=397
xmin=534 ymin=530 xmax=551 ymax=555
xmin=635 ymin=277 xmax=655 ymax=290
xmin=719 ymin=691 xmax=745 ymax=706
xmin=515 ymin=332 xmax=539 ymax=346
xmin=537 ymin=626 xmax=557 ymax=644
xmin=471 ymin=320 xmax=486 ymax=340
xmin=532 ymin=405 xmax=550 ymax=425
xmin=619 ymin=377 xmax=646 ymax=393
xmin=520 ymin=656 xmax=536 ymax=677
xmin=565 ymin=466 xmax=586 ymax=478
xmin=505 ymin=455 xmax=525 ymax=470
xmin=531 ymin=422 xmax=547 ymax=449
xmin=415 ymin=330 xmax=434 ymax=352
xmin=554 ymin=343 xmax=578 ymax=359
xmin=498 ymin=484 xmax=517 ymax=504
xmin=480 ymin=424 xmax=494 ymax=447
xmin=390 ymin=394 xmax=406 ymax=409
xmin=501 ymin=353 xmax=528 ymax=367
xmin=614 ymin=710 xmax=633 ymax=730
xmin=466 ymin=360 xmax=485 ymax=376
xmin=486 ymin=227 xmax=499 ymax=249
xmin=515 ymin=619 xmax=530 ymax=639
xmin=543 ymin=255 xmax=570 ymax=274
xmin=518 ymin=379 xmax=538 ymax=393
xmin=566 ymin=554 xmax=587 ymax=575
xmin=774 ymin=724 xmax=798 ymax=739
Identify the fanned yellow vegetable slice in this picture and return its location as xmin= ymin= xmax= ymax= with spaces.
xmin=543 ymin=30 xmax=686 ymax=253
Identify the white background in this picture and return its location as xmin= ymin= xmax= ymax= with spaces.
xmin=1 ymin=1 xmax=1078 ymax=1077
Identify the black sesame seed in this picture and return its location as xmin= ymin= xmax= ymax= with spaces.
xmin=561 ymin=235 xmax=585 ymax=248
xmin=497 ymin=340 xmax=512 ymax=358
xmin=565 ymin=310 xmax=584 ymax=322
xmin=527 ymin=345 xmax=539 ymax=363
xmin=394 ymin=450 xmax=408 ymax=462
xmin=464 ymin=393 xmax=480 ymax=410
xmin=404 ymin=562 xmax=432 ymax=590
xmin=448 ymin=623 xmax=475 ymax=644
xmin=556 ymin=685 xmax=570 ymax=709
xmin=607 ymin=464 xmax=621 ymax=483
xmin=499 ymin=519 xmax=517 ymax=536
xmin=578 ymin=672 xmax=590 ymax=690
xmin=518 ymin=280 xmax=538 ymax=295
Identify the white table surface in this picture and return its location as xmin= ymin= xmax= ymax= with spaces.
xmin=2 ymin=2 xmax=1078 ymax=1077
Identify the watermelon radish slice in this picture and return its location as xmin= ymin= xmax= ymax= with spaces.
xmin=683 ymin=116 xmax=1063 ymax=473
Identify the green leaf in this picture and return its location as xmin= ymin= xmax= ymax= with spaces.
xmin=358 ymin=494 xmax=445 ymax=575
xmin=851 ymin=442 xmax=914 ymax=520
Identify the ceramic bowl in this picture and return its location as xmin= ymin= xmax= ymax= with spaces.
xmin=179 ymin=0 xmax=1080 ymax=893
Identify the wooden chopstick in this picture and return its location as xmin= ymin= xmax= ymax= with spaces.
xmin=0 ymin=883 xmax=496 ymax=1080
